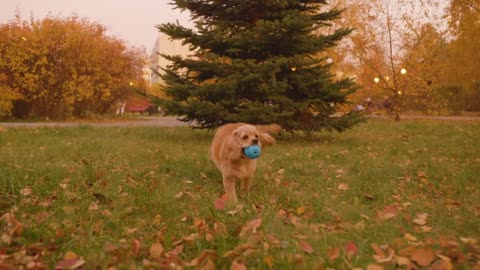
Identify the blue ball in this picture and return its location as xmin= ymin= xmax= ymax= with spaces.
xmin=243 ymin=145 xmax=261 ymax=159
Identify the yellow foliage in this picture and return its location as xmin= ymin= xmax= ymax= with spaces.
xmin=0 ymin=15 xmax=146 ymax=118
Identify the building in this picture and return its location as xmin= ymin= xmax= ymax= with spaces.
xmin=149 ymin=32 xmax=192 ymax=85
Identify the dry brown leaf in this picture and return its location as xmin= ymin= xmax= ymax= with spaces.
xmin=404 ymin=233 xmax=418 ymax=242
xmin=338 ymin=183 xmax=349 ymax=191
xmin=377 ymin=204 xmax=398 ymax=220
xmin=20 ymin=187 xmax=32 ymax=196
xmin=417 ymin=171 xmax=427 ymax=178
xmin=214 ymin=194 xmax=228 ymax=210
xmin=298 ymin=240 xmax=314 ymax=254
xmin=239 ymin=218 xmax=262 ymax=237
xmin=227 ymin=204 xmax=244 ymax=215
xmin=231 ymin=260 xmax=247 ymax=270
xmin=371 ymin=243 xmax=385 ymax=258
xmin=410 ymin=247 xmax=435 ymax=266
xmin=63 ymin=251 xmax=79 ymax=260
xmin=367 ymin=264 xmax=384 ymax=270
xmin=149 ymin=242 xmax=164 ymax=259
xmin=132 ymin=239 xmax=141 ymax=257
xmin=186 ymin=249 xmax=216 ymax=267
xmin=395 ymin=256 xmax=411 ymax=266
xmin=327 ymin=246 xmax=341 ymax=262
xmin=55 ymin=259 xmax=86 ymax=270
xmin=296 ymin=206 xmax=306 ymax=215
xmin=460 ymin=237 xmax=478 ymax=245
xmin=429 ymin=259 xmax=453 ymax=270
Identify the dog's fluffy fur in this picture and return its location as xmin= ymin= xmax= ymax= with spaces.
xmin=211 ymin=123 xmax=281 ymax=202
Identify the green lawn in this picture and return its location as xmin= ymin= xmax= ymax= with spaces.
xmin=0 ymin=120 xmax=479 ymax=269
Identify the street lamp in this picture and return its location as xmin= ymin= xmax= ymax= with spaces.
xmin=374 ymin=77 xmax=380 ymax=83
xmin=400 ymin=68 xmax=407 ymax=75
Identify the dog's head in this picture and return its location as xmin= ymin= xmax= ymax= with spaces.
xmin=233 ymin=124 xmax=261 ymax=148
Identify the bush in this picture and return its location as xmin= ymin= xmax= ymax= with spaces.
xmin=0 ymin=15 xmax=145 ymax=119
xmin=432 ymin=84 xmax=466 ymax=114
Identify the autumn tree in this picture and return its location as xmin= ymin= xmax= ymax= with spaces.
xmin=445 ymin=0 xmax=480 ymax=111
xmin=157 ymin=0 xmax=363 ymax=132
xmin=328 ymin=0 xmax=450 ymax=118
xmin=0 ymin=14 xmax=145 ymax=118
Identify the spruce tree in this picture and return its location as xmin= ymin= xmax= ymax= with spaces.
xmin=157 ymin=0 xmax=363 ymax=131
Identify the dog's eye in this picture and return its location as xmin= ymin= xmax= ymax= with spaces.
xmin=255 ymin=134 xmax=258 ymax=138
xmin=242 ymin=135 xmax=248 ymax=140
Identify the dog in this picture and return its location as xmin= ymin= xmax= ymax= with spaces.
xmin=210 ymin=123 xmax=281 ymax=203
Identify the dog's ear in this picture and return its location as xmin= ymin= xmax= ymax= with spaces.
xmin=258 ymin=132 xmax=276 ymax=146
xmin=233 ymin=128 xmax=243 ymax=145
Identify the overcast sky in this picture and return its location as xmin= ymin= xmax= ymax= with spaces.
xmin=0 ymin=0 xmax=192 ymax=52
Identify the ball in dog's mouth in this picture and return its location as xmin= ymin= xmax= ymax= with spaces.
xmin=243 ymin=145 xmax=261 ymax=159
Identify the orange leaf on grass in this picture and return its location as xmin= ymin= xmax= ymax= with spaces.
xmin=327 ymin=246 xmax=341 ymax=262
xmin=410 ymin=247 xmax=435 ymax=266
xmin=149 ymin=242 xmax=164 ymax=259
xmin=231 ymin=260 xmax=247 ymax=270
xmin=338 ymin=183 xmax=349 ymax=191
xmin=371 ymin=243 xmax=385 ymax=258
xmin=132 ymin=239 xmax=141 ymax=257
xmin=299 ymin=240 xmax=314 ymax=254
xmin=214 ymin=194 xmax=228 ymax=210
xmin=55 ymin=259 xmax=86 ymax=269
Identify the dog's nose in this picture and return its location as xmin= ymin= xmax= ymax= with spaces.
xmin=252 ymin=139 xmax=259 ymax=144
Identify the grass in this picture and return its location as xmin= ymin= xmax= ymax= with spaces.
xmin=0 ymin=120 xmax=479 ymax=269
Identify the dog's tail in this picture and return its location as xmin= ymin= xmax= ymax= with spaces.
xmin=254 ymin=124 xmax=282 ymax=134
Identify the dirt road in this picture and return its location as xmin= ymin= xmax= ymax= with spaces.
xmin=0 ymin=116 xmax=190 ymax=128
xmin=1 ymin=115 xmax=479 ymax=128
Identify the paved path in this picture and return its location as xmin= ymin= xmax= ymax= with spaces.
xmin=1 ymin=115 xmax=479 ymax=128
xmin=369 ymin=115 xmax=480 ymax=121
xmin=0 ymin=116 xmax=190 ymax=128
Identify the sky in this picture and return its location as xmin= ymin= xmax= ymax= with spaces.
xmin=0 ymin=0 xmax=192 ymax=52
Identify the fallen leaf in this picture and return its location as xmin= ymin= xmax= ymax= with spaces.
xmin=63 ymin=251 xmax=79 ymax=260
xmin=20 ymin=187 xmax=32 ymax=196
xmin=214 ymin=194 xmax=228 ymax=210
xmin=174 ymin=192 xmax=184 ymax=199
xmin=186 ymin=249 xmax=216 ymax=267
xmin=429 ymin=259 xmax=453 ymax=270
xmin=231 ymin=260 xmax=247 ymax=270
xmin=239 ymin=219 xmax=262 ymax=237
xmin=367 ymin=264 xmax=384 ymax=270
xmin=338 ymin=183 xmax=349 ymax=191
xmin=413 ymin=212 xmax=428 ymax=225
xmin=395 ymin=256 xmax=411 ymax=266
xmin=377 ymin=204 xmax=398 ymax=220
xmin=417 ymin=171 xmax=427 ymax=178
xmin=55 ymin=259 xmax=86 ymax=269
xmin=327 ymin=246 xmax=340 ymax=262
xmin=296 ymin=206 xmax=306 ymax=215
xmin=132 ymin=239 xmax=141 ymax=257
xmin=404 ymin=233 xmax=418 ymax=242
xmin=410 ymin=247 xmax=435 ymax=266
xmin=149 ymin=242 xmax=164 ymax=259
xmin=371 ymin=243 xmax=385 ymax=258
xmin=460 ymin=237 xmax=478 ymax=245
xmin=345 ymin=241 xmax=358 ymax=256
xmin=263 ymin=255 xmax=274 ymax=269
xmin=227 ymin=204 xmax=244 ymax=215
xmin=299 ymin=240 xmax=314 ymax=254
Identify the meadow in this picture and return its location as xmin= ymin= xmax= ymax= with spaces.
xmin=0 ymin=120 xmax=479 ymax=269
